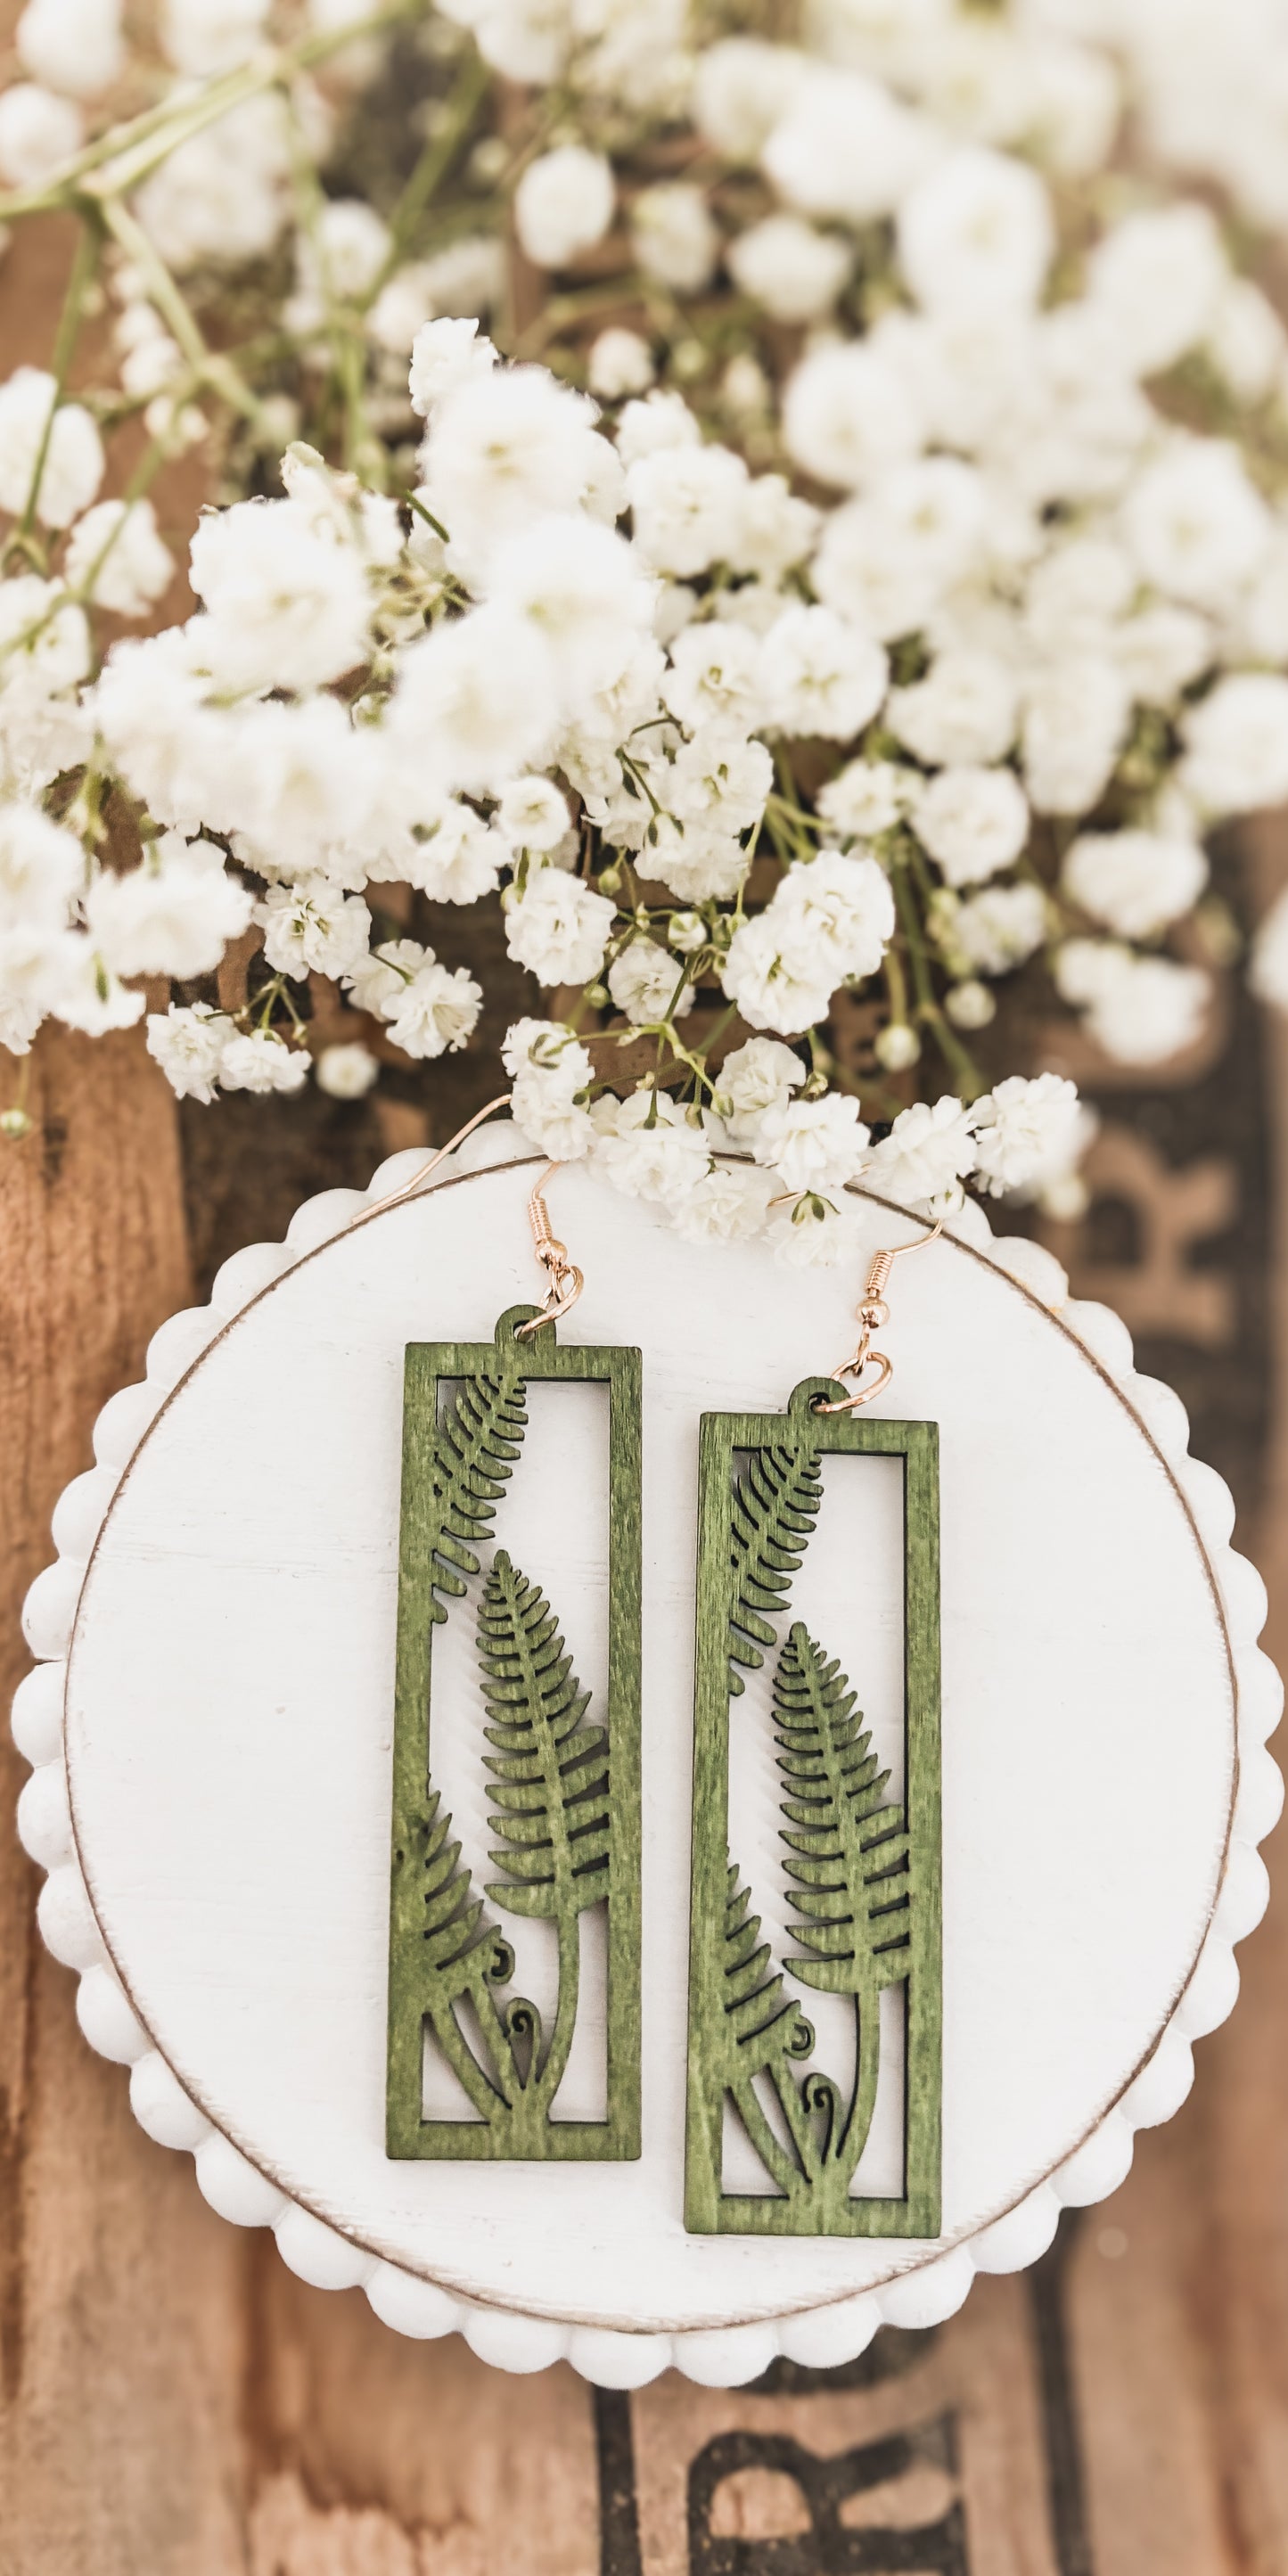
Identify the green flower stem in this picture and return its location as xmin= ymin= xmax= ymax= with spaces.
xmin=100 ymin=197 xmax=267 ymax=430
xmin=0 ymin=1 xmax=427 ymax=223
xmin=890 ymin=857 xmax=984 ymax=1100
xmin=379 ymin=47 xmax=492 ymax=276
xmin=11 ymin=223 xmax=102 ymax=552
xmin=883 ymin=941 xmax=909 ymax=1029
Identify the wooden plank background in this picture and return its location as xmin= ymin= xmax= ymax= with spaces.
xmin=3 ymin=103 xmax=1288 ymax=2576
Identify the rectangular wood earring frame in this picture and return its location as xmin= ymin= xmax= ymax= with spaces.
xmin=685 ymin=1403 xmax=942 ymax=2237
xmin=387 ymin=1317 xmax=642 ymax=2161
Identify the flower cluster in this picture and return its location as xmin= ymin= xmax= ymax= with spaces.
xmin=4 ymin=0 xmax=1288 ymax=1236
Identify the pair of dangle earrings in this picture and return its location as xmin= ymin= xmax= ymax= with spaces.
xmin=382 ymin=1101 xmax=942 ymax=2241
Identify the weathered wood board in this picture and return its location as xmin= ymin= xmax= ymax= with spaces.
xmin=2 ymin=137 xmax=1287 ymax=2576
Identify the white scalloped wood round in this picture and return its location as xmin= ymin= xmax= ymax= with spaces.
xmin=14 ymin=1121 xmax=1282 ymax=2387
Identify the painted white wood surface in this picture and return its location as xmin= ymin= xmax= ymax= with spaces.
xmin=57 ymin=1147 xmax=1242 ymax=2339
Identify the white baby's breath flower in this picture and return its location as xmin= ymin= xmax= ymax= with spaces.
xmin=588 ymin=329 xmax=654 ymax=400
xmin=1122 ymin=440 xmax=1268 ymax=610
xmin=726 ymin=475 xmax=819 ymax=581
xmin=767 ymin=1192 xmax=862 ymax=1268
xmin=496 ymin=775 xmax=571 ymax=851
xmin=773 ymin=848 xmax=896 ymax=981
xmin=0 ymin=922 xmax=84 ymax=1051
xmin=505 ymin=867 xmax=615 ymax=985
xmin=145 ymin=1001 xmax=227 ymax=1103
xmin=753 ymin=1091 xmax=870 ymax=1195
xmin=756 ymin=605 xmax=888 ymax=742
xmin=1062 ymin=829 xmax=1208 ymax=939
xmin=632 ymin=183 xmax=719 ymax=291
xmin=715 ymin=1035 xmax=804 ymax=1144
xmin=53 ymin=943 xmax=144 ymax=1037
xmin=504 ymin=1014 xmax=597 ymax=1159
xmin=0 ymin=370 xmax=103 ymax=529
xmin=408 ymin=317 xmax=498 ymax=418
xmin=949 ymin=882 xmax=1047 ymax=976
xmin=866 ymin=1095 xmax=980 ymax=1213
xmin=17 ymin=0 xmax=124 ymax=97
xmin=915 ymin=766 xmax=1029 ymax=886
xmin=480 ymin=511 xmax=654 ymax=711
xmin=628 ymin=443 xmax=749 ymax=578
xmin=669 ymin=1161 xmax=775 ymax=1243
xmin=593 ymin=1086 xmax=710 ymax=1205
xmin=1085 ymin=205 xmax=1226 ymax=378
xmin=1021 ymin=658 xmax=1129 ymax=816
xmin=392 ymin=604 xmax=560 ymax=794
xmin=419 ymin=366 xmax=604 ymax=571
xmin=719 ymin=913 xmax=832 ymax=1037
xmin=727 ymin=216 xmax=851 ymax=324
xmin=63 ymin=498 xmax=175 ymax=617
xmin=298 ymin=198 xmax=390 ymax=309
xmin=663 ymin=620 xmax=762 ymax=732
xmin=87 ymin=833 xmax=253 ymax=979
xmin=0 ymin=801 xmax=83 ymax=927
xmin=971 ymin=1072 xmax=1083 ymax=1199
xmin=161 ymin=0 xmax=271 ymax=78
xmin=0 ymin=86 xmax=83 ymax=188
xmin=515 ymin=146 xmax=615 ymax=269
xmin=1181 ymin=674 xmax=1288 ymax=816
xmin=616 ymin=390 xmax=701 ymax=467
xmin=816 ymin=759 xmax=914 ymax=841
xmin=405 ymin=802 xmax=506 ymax=906
xmin=188 ymin=496 xmax=373 ymax=694
xmin=1054 ymin=938 xmax=1209 ymax=1063
xmin=346 ymin=935 xmax=427 ymax=1018
xmin=257 ymin=874 xmax=371 ymax=978
xmin=783 ymin=342 xmax=925 ymax=493
xmin=898 ymin=147 xmax=1054 ymax=316
xmin=384 ymin=957 xmax=482 ymax=1059
xmin=693 ymin=36 xmax=807 ymax=163
xmin=608 ymin=936 xmax=693 ymax=1025
xmin=218 ymin=1029 xmax=310 ymax=1094
xmin=316 ymin=1040 xmax=379 ymax=1099
xmin=762 ymin=67 xmax=932 ymax=224
xmin=888 ymin=652 xmax=1019 ymax=767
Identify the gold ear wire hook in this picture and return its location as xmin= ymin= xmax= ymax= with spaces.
xmin=361 ymin=1094 xmax=514 ymax=1217
xmin=815 ymin=1214 xmax=945 ymax=1415
xmin=516 ymin=1163 xmax=584 ymax=1337
xmin=357 ymin=1094 xmax=585 ymax=1335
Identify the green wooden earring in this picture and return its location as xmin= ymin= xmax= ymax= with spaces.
xmin=685 ymin=1235 xmax=943 ymax=2239
xmin=386 ymin=1165 xmax=642 ymax=2164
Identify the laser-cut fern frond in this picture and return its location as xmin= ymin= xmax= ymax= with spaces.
xmin=418 ymin=1787 xmax=513 ymax=2001
xmin=775 ymin=1621 xmax=911 ymax=2000
xmin=714 ymin=1860 xmax=812 ymax=2088
xmin=480 ymin=1550 xmax=611 ymax=1922
xmin=726 ymin=1442 xmax=824 ymax=1694
xmin=426 ymin=1361 xmax=529 ymax=1624
xmin=477 ymin=1550 xmax=610 ymax=2112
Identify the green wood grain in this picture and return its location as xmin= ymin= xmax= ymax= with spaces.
xmin=685 ymin=1380 xmax=942 ymax=2237
xmin=387 ymin=1306 xmax=642 ymax=2162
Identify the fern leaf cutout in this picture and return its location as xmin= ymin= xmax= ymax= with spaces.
xmin=479 ymin=1551 xmax=611 ymax=1924
xmin=418 ymin=1788 xmax=505 ymax=1992
xmin=410 ymin=1786 xmax=517 ymax=2117
xmin=425 ymin=1358 xmax=529 ymax=1624
xmin=726 ymin=1442 xmax=824 ymax=1695
xmin=713 ymin=1859 xmax=812 ymax=2090
xmin=774 ymin=1621 xmax=912 ymax=2000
